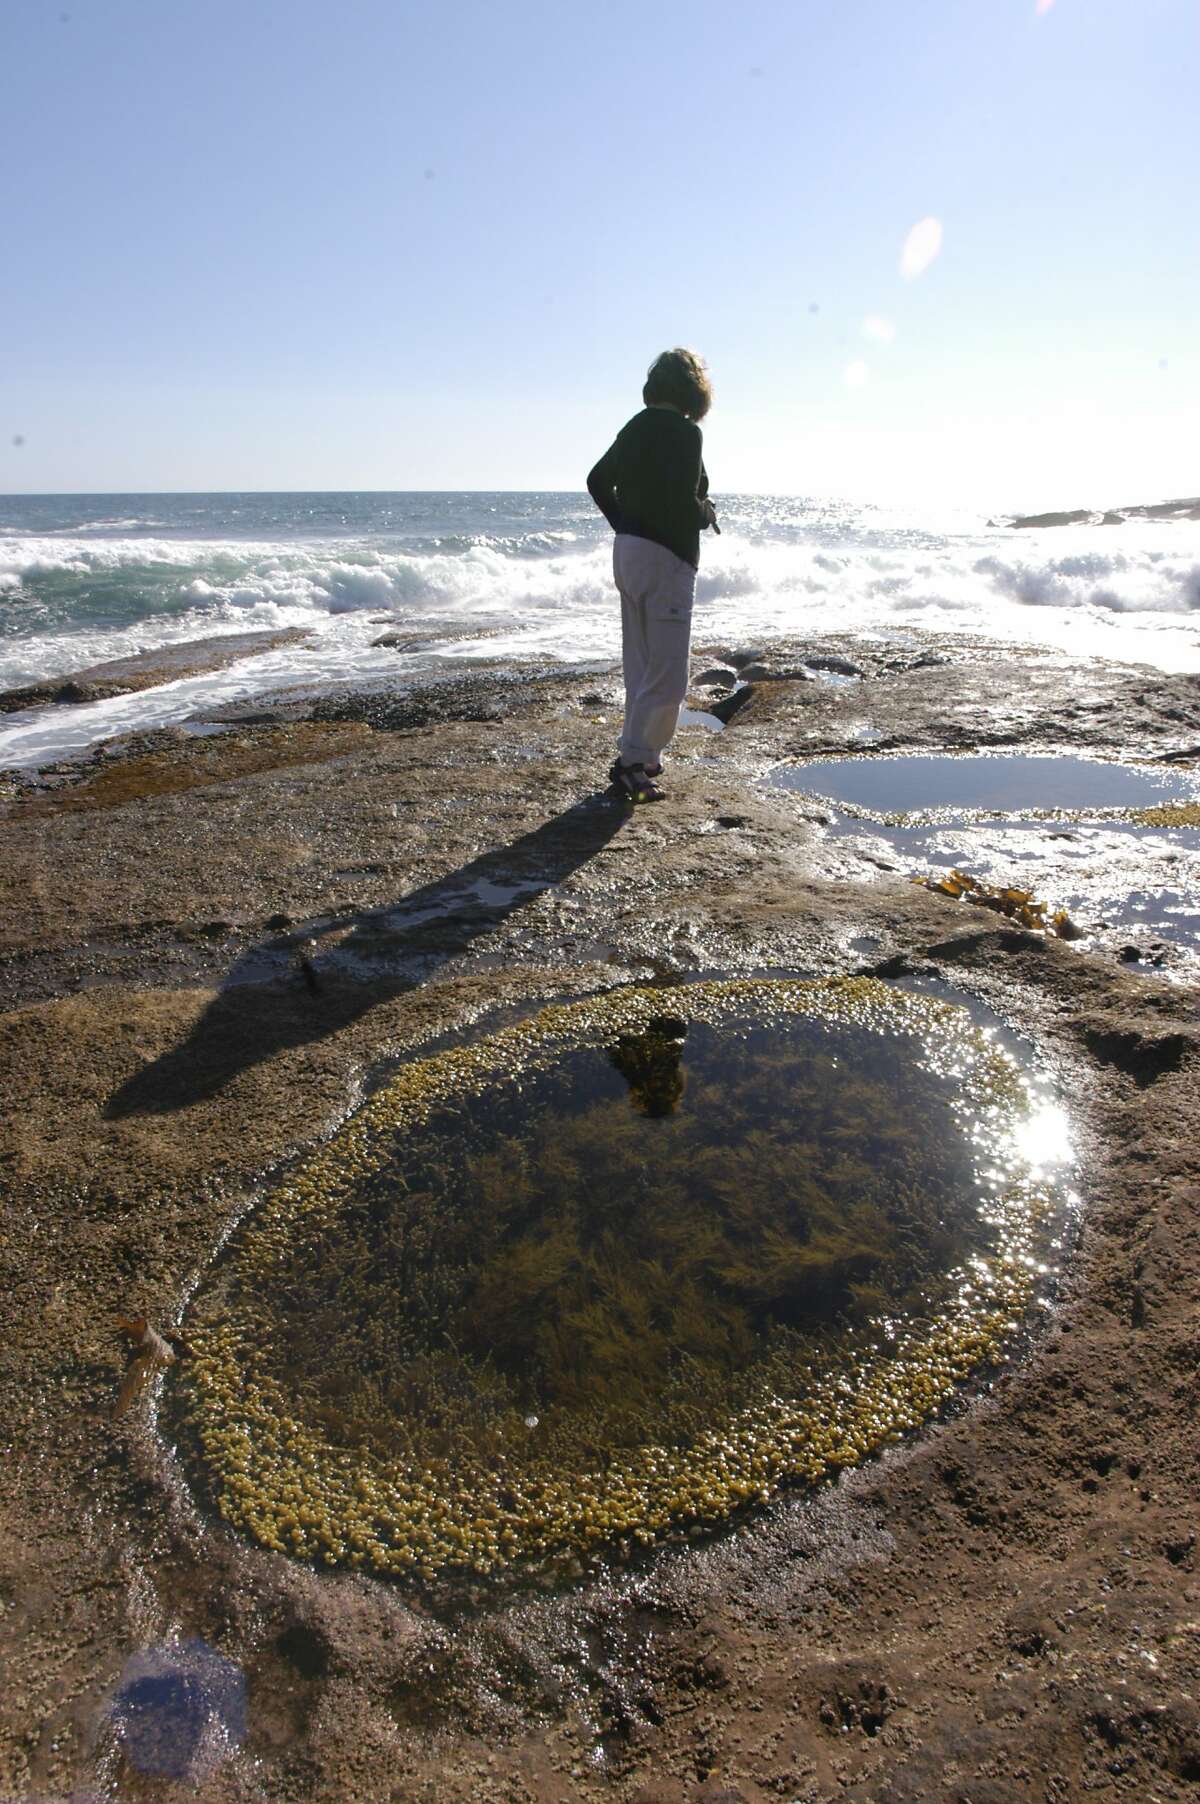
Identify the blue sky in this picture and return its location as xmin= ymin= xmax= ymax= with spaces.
xmin=3 ymin=0 xmax=1197 ymax=505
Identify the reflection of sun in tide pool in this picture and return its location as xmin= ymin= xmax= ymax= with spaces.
xmin=1011 ymin=1102 xmax=1072 ymax=1175
xmin=174 ymin=979 xmax=1072 ymax=1584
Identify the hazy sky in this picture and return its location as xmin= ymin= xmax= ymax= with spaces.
xmin=3 ymin=0 xmax=1197 ymax=505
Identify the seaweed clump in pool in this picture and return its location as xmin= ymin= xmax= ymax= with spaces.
xmin=174 ymin=978 xmax=1068 ymax=1584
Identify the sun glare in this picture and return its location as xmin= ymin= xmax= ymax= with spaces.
xmin=844 ymin=360 xmax=869 ymax=389
xmin=863 ymin=315 xmax=896 ymax=343
xmin=901 ymin=216 xmax=944 ymax=280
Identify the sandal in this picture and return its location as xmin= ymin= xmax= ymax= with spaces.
xmin=612 ymin=761 xmax=664 ymax=804
xmin=609 ymin=756 xmax=662 ymax=784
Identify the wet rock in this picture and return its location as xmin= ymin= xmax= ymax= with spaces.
xmin=864 ymin=951 xmax=926 ymax=978
xmin=693 ymin=666 xmax=737 ymax=688
xmin=0 ymin=630 xmax=312 ymax=714
xmin=314 ymin=673 xmax=520 ymax=730
xmin=707 ymin=685 xmax=756 ymax=725
xmin=907 ymin=650 xmax=951 ymax=669
xmin=1009 ymin=508 xmax=1097 ymax=529
xmin=804 ymin=653 xmax=865 ymax=677
xmin=735 ymin=663 xmax=772 ymax=682
xmin=729 ymin=647 xmax=767 ymax=669
xmin=1006 ymin=495 xmax=1200 ymax=529
xmin=645 ymin=1012 xmax=688 ymax=1038
xmin=1081 ymin=1023 xmax=1193 ymax=1084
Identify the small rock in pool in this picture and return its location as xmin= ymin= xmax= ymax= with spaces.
xmin=646 ymin=1013 xmax=689 ymax=1039
xmin=708 ymin=687 xmax=756 ymax=724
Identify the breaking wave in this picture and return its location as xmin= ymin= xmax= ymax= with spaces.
xmin=1 ymin=494 xmax=1197 ymax=767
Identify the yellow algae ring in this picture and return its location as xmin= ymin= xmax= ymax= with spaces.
xmin=173 ymin=977 xmax=1070 ymax=1583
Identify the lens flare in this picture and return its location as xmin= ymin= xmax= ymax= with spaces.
xmin=1036 ymin=0 xmax=1055 ymax=14
xmin=901 ymin=216 xmax=943 ymax=279
xmin=863 ymin=315 xmax=896 ymax=343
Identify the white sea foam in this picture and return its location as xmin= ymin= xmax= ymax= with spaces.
xmin=1 ymin=512 xmax=1198 ymax=769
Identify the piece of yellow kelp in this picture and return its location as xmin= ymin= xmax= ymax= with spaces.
xmin=918 ymin=870 xmax=1081 ymax=939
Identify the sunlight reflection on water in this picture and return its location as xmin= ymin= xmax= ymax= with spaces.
xmin=1010 ymin=1100 xmax=1073 ymax=1174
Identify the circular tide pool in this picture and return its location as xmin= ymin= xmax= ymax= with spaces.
xmin=173 ymin=978 xmax=1071 ymax=1583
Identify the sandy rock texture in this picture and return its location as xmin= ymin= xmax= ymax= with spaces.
xmin=1 ymin=630 xmax=1198 ymax=1803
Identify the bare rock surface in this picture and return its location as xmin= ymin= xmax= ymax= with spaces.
xmin=0 ymin=628 xmax=313 ymax=714
xmin=1 ymin=627 xmax=1199 ymax=1802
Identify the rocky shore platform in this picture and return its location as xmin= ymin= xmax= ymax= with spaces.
xmin=2 ymin=629 xmax=1199 ymax=1804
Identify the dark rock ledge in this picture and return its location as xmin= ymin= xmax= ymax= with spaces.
xmin=0 ymin=628 xmax=313 ymax=713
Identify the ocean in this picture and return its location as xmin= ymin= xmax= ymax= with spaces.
xmin=2 ymin=490 xmax=1198 ymax=770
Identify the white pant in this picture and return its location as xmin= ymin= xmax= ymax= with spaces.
xmin=613 ymin=534 xmax=696 ymax=768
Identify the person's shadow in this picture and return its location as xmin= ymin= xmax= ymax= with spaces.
xmin=106 ymin=791 xmax=629 ymax=1118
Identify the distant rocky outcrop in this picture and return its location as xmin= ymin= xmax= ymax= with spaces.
xmin=997 ymin=497 xmax=1200 ymax=530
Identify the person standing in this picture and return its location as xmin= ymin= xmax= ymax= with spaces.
xmin=587 ymin=348 xmax=718 ymax=803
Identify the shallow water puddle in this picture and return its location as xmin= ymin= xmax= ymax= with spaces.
xmin=384 ymin=872 xmax=549 ymax=929
xmin=891 ymin=820 xmax=1200 ymax=961
xmin=772 ymin=752 xmax=1199 ymax=819
xmin=678 ymin=705 xmax=724 ymax=732
xmin=173 ymin=979 xmax=1071 ymax=1585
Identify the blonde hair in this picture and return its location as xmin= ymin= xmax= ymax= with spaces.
xmin=643 ymin=347 xmax=713 ymax=421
